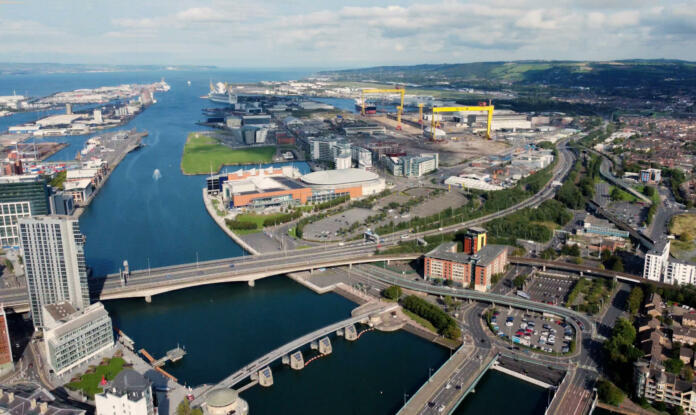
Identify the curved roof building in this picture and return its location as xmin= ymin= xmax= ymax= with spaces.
xmin=205 ymin=388 xmax=248 ymax=415
xmin=301 ymin=168 xmax=381 ymax=188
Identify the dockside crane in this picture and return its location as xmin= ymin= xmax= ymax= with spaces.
xmin=430 ymin=104 xmax=494 ymax=140
xmin=360 ymin=87 xmax=405 ymax=130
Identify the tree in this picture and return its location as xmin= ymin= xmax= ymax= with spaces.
xmin=627 ymin=287 xmax=644 ymax=315
xmin=597 ymin=379 xmax=625 ymax=406
xmin=665 ymin=357 xmax=684 ymax=374
xmin=513 ymin=274 xmax=527 ymax=290
xmin=382 ymin=285 xmax=402 ymax=300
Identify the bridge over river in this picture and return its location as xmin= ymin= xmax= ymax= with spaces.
xmin=191 ymin=302 xmax=398 ymax=407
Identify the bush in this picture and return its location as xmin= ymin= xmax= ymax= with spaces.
xmin=597 ymin=379 xmax=625 ymax=406
xmin=225 ymin=219 xmax=257 ymax=230
xmin=627 ymin=286 xmax=644 ymax=315
xmin=382 ymin=285 xmax=402 ymax=300
xmin=401 ymin=295 xmax=459 ymax=339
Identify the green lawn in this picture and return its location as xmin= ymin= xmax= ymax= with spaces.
xmin=66 ymin=357 xmax=126 ymax=399
xmin=402 ymin=309 xmax=438 ymax=334
xmin=181 ymin=133 xmax=275 ymax=174
xmin=609 ymin=185 xmax=638 ymax=202
xmin=235 ymin=212 xmax=288 ymax=228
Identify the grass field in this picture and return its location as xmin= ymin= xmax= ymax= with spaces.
xmin=402 ymin=309 xmax=438 ymax=334
xmin=181 ymin=133 xmax=275 ymax=175
xmin=235 ymin=212 xmax=288 ymax=228
xmin=670 ymin=213 xmax=696 ymax=237
xmin=669 ymin=214 xmax=696 ymax=259
xmin=66 ymin=357 xmax=126 ymax=399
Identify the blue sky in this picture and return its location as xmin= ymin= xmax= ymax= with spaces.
xmin=1 ymin=0 xmax=695 ymax=68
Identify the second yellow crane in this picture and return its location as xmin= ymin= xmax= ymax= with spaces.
xmin=430 ymin=105 xmax=494 ymax=140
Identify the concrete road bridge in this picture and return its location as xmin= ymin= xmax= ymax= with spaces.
xmin=191 ymin=302 xmax=398 ymax=407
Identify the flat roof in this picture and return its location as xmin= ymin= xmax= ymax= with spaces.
xmin=301 ymin=168 xmax=379 ymax=186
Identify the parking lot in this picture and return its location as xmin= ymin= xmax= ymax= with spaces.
xmin=488 ymin=308 xmax=575 ymax=354
xmin=523 ymin=273 xmax=576 ymax=306
xmin=302 ymin=207 xmax=373 ymax=240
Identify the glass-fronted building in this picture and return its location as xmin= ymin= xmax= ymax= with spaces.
xmin=0 ymin=175 xmax=50 ymax=247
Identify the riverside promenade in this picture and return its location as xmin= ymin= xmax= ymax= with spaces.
xmin=201 ymin=188 xmax=260 ymax=255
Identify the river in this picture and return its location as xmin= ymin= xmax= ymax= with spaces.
xmin=0 ymin=70 xmax=547 ymax=414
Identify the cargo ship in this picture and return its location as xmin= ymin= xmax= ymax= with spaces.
xmin=354 ymin=98 xmax=376 ymax=114
xmin=208 ymin=81 xmax=238 ymax=105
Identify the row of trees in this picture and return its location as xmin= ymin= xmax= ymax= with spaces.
xmin=401 ymin=295 xmax=461 ymax=340
xmin=224 ymin=219 xmax=257 ymax=230
xmin=485 ymin=199 xmax=572 ymax=243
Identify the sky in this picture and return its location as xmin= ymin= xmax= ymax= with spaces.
xmin=1 ymin=0 xmax=695 ymax=69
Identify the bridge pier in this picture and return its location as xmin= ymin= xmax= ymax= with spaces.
xmin=345 ymin=325 xmax=358 ymax=341
xmin=543 ymin=265 xmax=546 ymax=272
xmin=145 ymin=295 xmax=152 ymax=303
xmin=318 ymin=337 xmax=332 ymax=355
xmin=290 ymin=351 xmax=304 ymax=370
xmin=258 ymin=367 xmax=273 ymax=387
xmin=336 ymin=328 xmax=344 ymax=337
xmin=248 ymin=280 xmax=255 ymax=287
xmin=580 ymin=271 xmax=583 ymax=277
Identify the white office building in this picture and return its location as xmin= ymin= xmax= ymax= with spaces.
xmin=665 ymin=260 xmax=696 ymax=286
xmin=352 ymin=146 xmax=373 ymax=168
xmin=643 ymin=239 xmax=671 ymax=282
xmin=96 ymin=369 xmax=155 ymax=415
xmin=43 ymin=302 xmax=114 ymax=376
xmin=19 ymin=216 xmax=90 ymax=328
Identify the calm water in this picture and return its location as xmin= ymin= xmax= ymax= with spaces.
xmin=1 ymin=70 xmax=546 ymax=414
xmin=105 ymin=277 xmax=451 ymax=415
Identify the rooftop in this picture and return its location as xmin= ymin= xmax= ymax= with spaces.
xmin=301 ymin=168 xmax=379 ymax=186
xmin=426 ymin=243 xmax=508 ymax=267
xmin=0 ymin=384 xmax=85 ymax=415
xmin=106 ymin=369 xmax=151 ymax=400
xmin=43 ymin=302 xmax=76 ymax=323
xmin=206 ymin=389 xmax=239 ymax=408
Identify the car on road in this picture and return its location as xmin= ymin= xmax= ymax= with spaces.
xmin=438 ymin=404 xmax=446 ymax=413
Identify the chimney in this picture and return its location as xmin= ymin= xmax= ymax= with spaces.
xmin=30 ymin=398 xmax=37 ymax=410
xmin=39 ymin=401 xmax=49 ymax=414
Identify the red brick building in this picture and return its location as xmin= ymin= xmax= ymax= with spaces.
xmin=424 ymin=235 xmax=508 ymax=292
xmin=0 ymin=307 xmax=13 ymax=375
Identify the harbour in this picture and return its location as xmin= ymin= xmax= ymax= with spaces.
xmin=0 ymin=70 xmax=550 ymax=415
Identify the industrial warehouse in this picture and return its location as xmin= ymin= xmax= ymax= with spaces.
xmin=206 ymin=166 xmax=385 ymax=210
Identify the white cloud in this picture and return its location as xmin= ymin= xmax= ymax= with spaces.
xmin=1 ymin=0 xmax=695 ymax=67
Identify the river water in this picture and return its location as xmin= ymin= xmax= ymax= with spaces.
xmin=0 ymin=70 xmax=546 ymax=414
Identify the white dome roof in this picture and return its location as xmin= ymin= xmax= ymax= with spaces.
xmin=301 ymin=168 xmax=379 ymax=186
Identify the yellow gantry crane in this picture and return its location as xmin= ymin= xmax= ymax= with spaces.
xmin=430 ymin=105 xmax=494 ymax=140
xmin=360 ymin=87 xmax=405 ymax=130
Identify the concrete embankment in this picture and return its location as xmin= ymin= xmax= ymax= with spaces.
xmin=71 ymin=131 xmax=147 ymax=219
xmin=201 ymin=188 xmax=260 ymax=255
xmin=493 ymin=355 xmax=565 ymax=389
xmin=286 ymin=271 xmax=456 ymax=348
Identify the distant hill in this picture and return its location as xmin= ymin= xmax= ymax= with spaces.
xmin=320 ymin=60 xmax=696 ymax=92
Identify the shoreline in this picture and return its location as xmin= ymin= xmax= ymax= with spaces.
xmin=70 ymin=131 xmax=146 ymax=219
xmin=201 ymin=187 xmax=260 ymax=255
xmin=285 ymin=271 xmax=458 ymax=349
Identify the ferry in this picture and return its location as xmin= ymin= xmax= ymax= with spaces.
xmin=208 ymin=81 xmax=238 ymax=105
xmin=354 ymin=98 xmax=376 ymax=114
